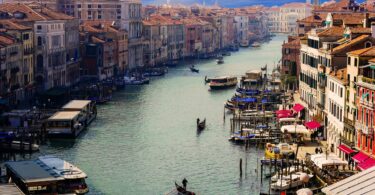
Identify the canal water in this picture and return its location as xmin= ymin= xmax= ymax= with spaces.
xmin=35 ymin=34 xmax=287 ymax=195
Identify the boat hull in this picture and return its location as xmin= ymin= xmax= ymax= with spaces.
xmin=209 ymin=84 xmax=237 ymax=90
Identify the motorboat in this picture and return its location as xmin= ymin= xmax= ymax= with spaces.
xmin=124 ymin=76 xmax=150 ymax=85
xmin=216 ymin=58 xmax=224 ymax=64
xmin=209 ymin=76 xmax=237 ymax=90
xmin=271 ymin=172 xmax=313 ymax=191
xmin=222 ymin=51 xmax=231 ymax=56
xmin=251 ymin=42 xmax=261 ymax=47
xmin=265 ymin=143 xmax=295 ymax=159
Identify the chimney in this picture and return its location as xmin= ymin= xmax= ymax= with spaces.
xmin=364 ymin=13 xmax=370 ymax=28
xmin=334 ymin=66 xmax=337 ymax=76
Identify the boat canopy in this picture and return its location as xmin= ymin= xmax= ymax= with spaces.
xmin=281 ymin=125 xmax=311 ymax=135
xmin=232 ymin=97 xmax=257 ymax=103
xmin=48 ymin=111 xmax=80 ymax=121
xmin=62 ymin=100 xmax=92 ymax=110
xmin=310 ymin=153 xmax=348 ymax=169
xmin=38 ymin=156 xmax=87 ymax=179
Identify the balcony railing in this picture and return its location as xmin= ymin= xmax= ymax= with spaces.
xmin=361 ymin=76 xmax=375 ymax=84
xmin=359 ymin=98 xmax=375 ymax=108
xmin=344 ymin=117 xmax=354 ymax=128
xmin=340 ymin=136 xmax=355 ymax=148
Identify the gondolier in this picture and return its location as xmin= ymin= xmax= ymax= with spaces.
xmin=182 ymin=178 xmax=188 ymax=189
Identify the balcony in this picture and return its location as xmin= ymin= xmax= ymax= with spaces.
xmin=340 ymin=136 xmax=355 ymax=148
xmin=359 ymin=98 xmax=375 ymax=108
xmin=356 ymin=123 xmax=373 ymax=135
xmin=344 ymin=117 xmax=355 ymax=129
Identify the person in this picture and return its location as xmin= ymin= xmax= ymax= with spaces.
xmin=196 ymin=118 xmax=200 ymax=125
xmin=182 ymin=178 xmax=188 ymax=190
xmin=315 ymin=147 xmax=319 ymax=154
xmin=319 ymin=147 xmax=323 ymax=154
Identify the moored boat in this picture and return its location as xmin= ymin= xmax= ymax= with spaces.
xmin=0 ymin=140 xmax=39 ymax=152
xmin=240 ymin=40 xmax=249 ymax=47
xmin=251 ymin=42 xmax=261 ymax=47
xmin=209 ymin=76 xmax=237 ymax=90
xmin=124 ymin=76 xmax=150 ymax=85
xmin=270 ymin=172 xmax=313 ymax=191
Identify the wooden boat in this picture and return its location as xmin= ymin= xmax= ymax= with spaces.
xmin=265 ymin=143 xmax=295 ymax=159
xmin=197 ymin=118 xmax=206 ymax=130
xmin=190 ymin=66 xmax=199 ymax=73
xmin=174 ymin=182 xmax=195 ymax=195
xmin=209 ymin=76 xmax=237 ymax=90
xmin=124 ymin=76 xmax=150 ymax=85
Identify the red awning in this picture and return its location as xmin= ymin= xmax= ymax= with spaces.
xmin=277 ymin=113 xmax=294 ymax=119
xmin=338 ymin=144 xmax=355 ymax=154
xmin=292 ymin=103 xmax=304 ymax=112
xmin=304 ymin=121 xmax=321 ymax=129
xmin=352 ymin=152 xmax=370 ymax=163
xmin=358 ymin=158 xmax=375 ymax=171
xmin=276 ymin=110 xmax=292 ymax=114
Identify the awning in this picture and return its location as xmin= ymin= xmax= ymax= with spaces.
xmin=352 ymin=151 xmax=370 ymax=163
xmin=358 ymin=158 xmax=375 ymax=171
xmin=292 ymin=103 xmax=304 ymax=112
xmin=337 ymin=144 xmax=355 ymax=154
xmin=277 ymin=113 xmax=294 ymax=119
xmin=276 ymin=109 xmax=292 ymax=114
xmin=304 ymin=121 xmax=321 ymax=129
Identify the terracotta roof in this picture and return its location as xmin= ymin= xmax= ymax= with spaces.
xmin=91 ymin=36 xmax=105 ymax=44
xmin=0 ymin=20 xmax=30 ymax=30
xmin=0 ymin=3 xmax=73 ymax=22
xmin=297 ymin=13 xmax=327 ymax=23
xmin=143 ymin=15 xmax=183 ymax=26
xmin=369 ymin=58 xmax=375 ymax=63
xmin=348 ymin=46 xmax=375 ymax=57
xmin=81 ymin=21 xmax=122 ymax=34
xmin=317 ymin=26 xmax=344 ymax=37
xmin=350 ymin=27 xmax=371 ymax=34
xmin=0 ymin=33 xmax=15 ymax=46
xmin=331 ymin=35 xmax=372 ymax=54
xmin=330 ymin=68 xmax=347 ymax=83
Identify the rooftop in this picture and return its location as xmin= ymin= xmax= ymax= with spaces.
xmin=62 ymin=100 xmax=92 ymax=110
xmin=48 ymin=111 xmax=80 ymax=121
xmin=348 ymin=46 xmax=375 ymax=57
xmin=316 ymin=26 xmax=345 ymax=37
xmin=331 ymin=35 xmax=373 ymax=54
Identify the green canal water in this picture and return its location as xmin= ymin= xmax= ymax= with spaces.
xmin=35 ymin=34 xmax=287 ymax=195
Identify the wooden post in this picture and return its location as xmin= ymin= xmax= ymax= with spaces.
xmin=260 ymin=163 xmax=263 ymax=184
xmin=240 ymin=158 xmax=243 ymax=177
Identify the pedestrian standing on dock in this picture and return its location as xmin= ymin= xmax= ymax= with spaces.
xmin=315 ymin=148 xmax=319 ymax=154
xmin=182 ymin=178 xmax=188 ymax=190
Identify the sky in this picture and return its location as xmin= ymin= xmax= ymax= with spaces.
xmin=143 ymin=0 xmax=366 ymax=8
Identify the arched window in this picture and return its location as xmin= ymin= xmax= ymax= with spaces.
xmin=365 ymin=41 xmax=372 ymax=48
xmin=37 ymin=55 xmax=43 ymax=70
xmin=37 ymin=36 xmax=42 ymax=46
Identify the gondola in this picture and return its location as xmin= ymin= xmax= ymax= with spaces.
xmin=175 ymin=182 xmax=195 ymax=195
xmin=196 ymin=118 xmax=206 ymax=130
xmin=190 ymin=66 xmax=199 ymax=73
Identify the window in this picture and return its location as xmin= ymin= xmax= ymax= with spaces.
xmin=354 ymin=58 xmax=358 ymax=67
xmin=88 ymin=4 xmax=92 ymax=8
xmin=52 ymin=35 xmax=60 ymax=47
xmin=347 ymin=57 xmax=351 ymax=65
xmin=37 ymin=36 xmax=42 ymax=46
xmin=23 ymin=33 xmax=29 ymax=40
xmin=37 ymin=25 xmax=42 ymax=30
xmin=77 ymin=4 xmax=81 ymax=8
xmin=98 ymin=4 xmax=102 ymax=8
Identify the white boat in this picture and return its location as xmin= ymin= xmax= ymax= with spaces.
xmin=271 ymin=172 xmax=313 ymax=191
xmin=209 ymin=76 xmax=237 ymax=90
xmin=46 ymin=111 xmax=85 ymax=138
xmin=124 ymin=76 xmax=150 ymax=85
xmin=251 ymin=42 xmax=261 ymax=47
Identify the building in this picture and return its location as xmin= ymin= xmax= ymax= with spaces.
xmin=0 ymin=20 xmax=34 ymax=105
xmin=80 ymin=21 xmax=131 ymax=80
xmin=0 ymin=33 xmax=23 ymax=106
xmin=234 ymin=15 xmax=249 ymax=45
xmin=296 ymin=13 xmax=327 ymax=37
xmin=0 ymin=3 xmax=81 ymax=91
xmin=281 ymin=36 xmax=301 ymax=90
xmin=326 ymin=68 xmax=347 ymax=155
xmin=266 ymin=3 xmax=313 ymax=34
